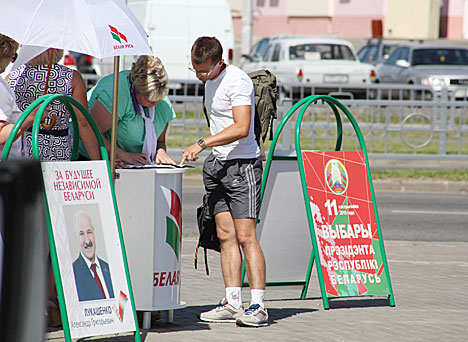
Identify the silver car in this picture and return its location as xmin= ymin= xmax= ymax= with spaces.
xmin=376 ymin=44 xmax=468 ymax=95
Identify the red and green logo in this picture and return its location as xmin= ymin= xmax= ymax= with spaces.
xmin=325 ymin=159 xmax=348 ymax=194
xmin=166 ymin=189 xmax=182 ymax=261
xmin=109 ymin=25 xmax=128 ymax=43
xmin=116 ymin=291 xmax=128 ymax=322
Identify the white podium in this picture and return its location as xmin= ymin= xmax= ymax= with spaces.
xmin=114 ymin=167 xmax=188 ymax=328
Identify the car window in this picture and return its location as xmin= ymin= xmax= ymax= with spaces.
xmin=366 ymin=45 xmax=379 ymax=62
xmin=251 ymin=38 xmax=270 ymax=59
xmin=399 ymin=47 xmax=409 ymax=62
xmin=289 ymin=44 xmax=355 ymax=61
xmin=357 ymin=46 xmax=369 ymax=61
xmin=382 ymin=44 xmax=399 ymax=60
xmin=263 ymin=44 xmax=274 ymax=61
xmin=271 ymin=44 xmax=281 ymax=62
xmin=384 ymin=47 xmax=403 ymax=65
xmin=411 ymin=48 xmax=468 ymax=66
xmin=332 ymin=44 xmax=355 ymax=60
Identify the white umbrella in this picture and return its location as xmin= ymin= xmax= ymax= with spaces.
xmin=0 ymin=0 xmax=150 ymax=59
xmin=0 ymin=0 xmax=153 ymax=172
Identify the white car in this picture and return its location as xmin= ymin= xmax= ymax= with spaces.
xmin=241 ymin=36 xmax=375 ymax=87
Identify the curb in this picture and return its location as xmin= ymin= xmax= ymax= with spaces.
xmin=371 ymin=179 xmax=468 ymax=193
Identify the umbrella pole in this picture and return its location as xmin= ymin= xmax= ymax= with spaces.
xmin=41 ymin=48 xmax=57 ymax=129
xmin=110 ymin=56 xmax=120 ymax=178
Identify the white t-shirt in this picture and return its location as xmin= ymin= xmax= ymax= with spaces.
xmin=205 ymin=64 xmax=260 ymax=160
xmin=0 ymin=77 xmax=22 ymax=159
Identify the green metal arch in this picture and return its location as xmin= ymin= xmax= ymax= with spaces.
xmin=251 ymin=95 xmax=394 ymax=308
xmin=1 ymin=94 xmax=142 ymax=341
xmin=2 ymin=94 xmax=108 ymax=162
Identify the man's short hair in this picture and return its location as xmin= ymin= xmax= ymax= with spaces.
xmin=191 ymin=36 xmax=223 ymax=65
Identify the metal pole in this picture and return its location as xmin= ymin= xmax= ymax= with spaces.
xmin=438 ymin=87 xmax=448 ymax=155
xmin=110 ymin=56 xmax=120 ymax=177
xmin=241 ymin=0 xmax=253 ymax=56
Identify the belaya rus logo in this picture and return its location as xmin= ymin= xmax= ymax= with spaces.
xmin=166 ymin=189 xmax=182 ymax=261
xmin=109 ymin=25 xmax=128 ymax=43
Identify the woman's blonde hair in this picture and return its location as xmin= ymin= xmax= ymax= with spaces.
xmin=129 ymin=56 xmax=168 ymax=102
xmin=0 ymin=34 xmax=19 ymax=61
xmin=27 ymin=48 xmax=64 ymax=66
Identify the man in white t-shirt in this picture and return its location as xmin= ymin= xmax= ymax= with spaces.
xmin=180 ymin=36 xmax=268 ymax=327
xmin=0 ymin=34 xmax=43 ymax=160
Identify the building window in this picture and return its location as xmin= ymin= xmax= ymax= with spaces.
xmin=256 ymin=0 xmax=265 ymax=7
xmin=270 ymin=0 xmax=279 ymax=7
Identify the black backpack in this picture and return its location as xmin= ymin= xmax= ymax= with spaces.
xmin=202 ymin=69 xmax=278 ymax=153
xmin=194 ymin=195 xmax=220 ymax=275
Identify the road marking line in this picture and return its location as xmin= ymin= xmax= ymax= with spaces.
xmin=388 ymin=260 xmax=468 ymax=266
xmin=391 ymin=210 xmax=468 ymax=215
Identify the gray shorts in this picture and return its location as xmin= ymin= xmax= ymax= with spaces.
xmin=203 ymin=153 xmax=263 ymax=219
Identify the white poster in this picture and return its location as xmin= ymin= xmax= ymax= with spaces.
xmin=41 ymin=161 xmax=136 ymax=339
xmin=153 ymin=183 xmax=182 ymax=308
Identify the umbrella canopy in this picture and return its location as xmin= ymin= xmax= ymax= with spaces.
xmin=0 ymin=0 xmax=153 ymax=172
xmin=0 ymin=0 xmax=151 ymax=59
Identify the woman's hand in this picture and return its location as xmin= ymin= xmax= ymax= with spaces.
xmin=23 ymin=106 xmax=50 ymax=129
xmin=118 ymin=151 xmax=150 ymax=165
xmin=114 ymin=160 xmax=130 ymax=169
xmin=155 ymin=148 xmax=176 ymax=165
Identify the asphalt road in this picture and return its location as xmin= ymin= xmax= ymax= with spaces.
xmin=182 ymin=185 xmax=468 ymax=242
xmin=375 ymin=191 xmax=468 ymax=242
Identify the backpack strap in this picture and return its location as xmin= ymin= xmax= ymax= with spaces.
xmin=195 ymin=243 xmax=200 ymax=269
xmin=194 ymin=243 xmax=210 ymax=275
xmin=204 ymin=247 xmax=209 ymax=276
xmin=202 ymin=83 xmax=210 ymax=127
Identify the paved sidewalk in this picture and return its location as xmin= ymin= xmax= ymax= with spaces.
xmin=46 ymin=238 xmax=468 ymax=342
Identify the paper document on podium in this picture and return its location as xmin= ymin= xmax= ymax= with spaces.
xmin=125 ymin=163 xmax=195 ymax=169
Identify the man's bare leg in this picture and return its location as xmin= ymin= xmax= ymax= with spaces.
xmin=233 ymin=218 xmax=265 ymax=290
xmin=215 ymin=211 xmax=242 ymax=287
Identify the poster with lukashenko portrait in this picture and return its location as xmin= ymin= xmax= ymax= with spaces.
xmin=41 ymin=160 xmax=136 ymax=339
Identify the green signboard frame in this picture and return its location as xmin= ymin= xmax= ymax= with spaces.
xmin=242 ymin=95 xmax=395 ymax=309
xmin=2 ymin=94 xmax=141 ymax=341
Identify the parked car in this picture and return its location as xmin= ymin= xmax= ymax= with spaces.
xmin=357 ymin=38 xmax=402 ymax=66
xmin=241 ymin=36 xmax=376 ymax=98
xmin=375 ymin=44 xmax=468 ymax=97
xmin=240 ymin=37 xmax=271 ymax=68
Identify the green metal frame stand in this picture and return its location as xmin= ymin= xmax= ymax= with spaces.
xmin=2 ymin=94 xmax=141 ymax=341
xmin=242 ymin=95 xmax=395 ymax=310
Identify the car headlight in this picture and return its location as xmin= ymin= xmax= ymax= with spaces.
xmin=421 ymin=76 xmax=449 ymax=87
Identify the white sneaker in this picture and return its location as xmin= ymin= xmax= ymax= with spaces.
xmin=236 ymin=304 xmax=269 ymax=327
xmin=199 ymin=298 xmax=244 ymax=323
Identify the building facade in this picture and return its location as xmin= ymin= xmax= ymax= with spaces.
xmin=229 ymin=0 xmax=468 ymax=43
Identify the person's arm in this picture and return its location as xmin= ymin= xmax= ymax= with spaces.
xmin=180 ymin=104 xmax=251 ymax=164
xmin=0 ymin=106 xmax=49 ymax=145
xmin=71 ymin=71 xmax=101 ymax=160
xmin=154 ymin=123 xmax=176 ymax=164
xmin=89 ymin=100 xmax=149 ymax=165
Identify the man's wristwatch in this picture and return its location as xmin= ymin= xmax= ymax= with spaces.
xmin=197 ymin=138 xmax=207 ymax=150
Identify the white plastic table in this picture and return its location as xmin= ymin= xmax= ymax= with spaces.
xmin=114 ymin=167 xmax=188 ymax=329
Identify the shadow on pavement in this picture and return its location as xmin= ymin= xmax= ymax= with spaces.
xmin=328 ymin=297 xmax=392 ymax=309
xmin=143 ymin=304 xmax=319 ymax=329
xmin=267 ymin=307 xmax=319 ymax=324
